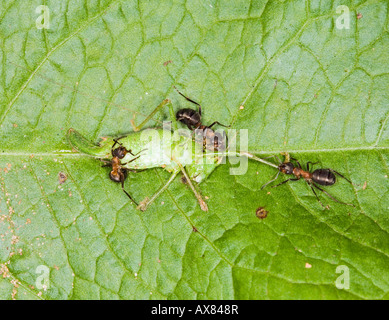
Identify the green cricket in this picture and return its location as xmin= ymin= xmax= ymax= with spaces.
xmin=67 ymin=98 xmax=277 ymax=212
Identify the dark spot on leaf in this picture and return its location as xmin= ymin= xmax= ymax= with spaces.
xmin=58 ymin=172 xmax=67 ymax=184
xmin=256 ymin=206 xmax=268 ymax=219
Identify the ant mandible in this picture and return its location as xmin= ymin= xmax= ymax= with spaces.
xmin=173 ymin=86 xmax=230 ymax=151
xmin=101 ymin=137 xmax=144 ymax=205
xmin=262 ymin=155 xmax=355 ymax=209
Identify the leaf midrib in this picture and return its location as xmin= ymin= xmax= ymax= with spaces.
xmin=0 ymin=146 xmax=387 ymax=157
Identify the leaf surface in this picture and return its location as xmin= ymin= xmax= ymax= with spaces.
xmin=0 ymin=0 xmax=388 ymax=299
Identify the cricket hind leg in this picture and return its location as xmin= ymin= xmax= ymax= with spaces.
xmin=261 ymin=171 xmax=281 ymax=190
xmin=137 ymin=169 xmax=180 ymax=212
xmin=176 ymin=161 xmax=208 ymax=212
xmin=137 ymin=163 xmax=209 ymax=212
xmin=131 ymin=98 xmax=178 ymax=132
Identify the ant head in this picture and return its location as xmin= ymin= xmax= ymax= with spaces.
xmin=112 ymin=146 xmax=127 ymax=159
xmin=279 ymin=162 xmax=294 ymax=175
xmin=176 ymin=108 xmax=201 ymax=127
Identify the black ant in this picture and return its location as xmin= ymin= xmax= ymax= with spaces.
xmin=101 ymin=138 xmax=144 ymax=205
xmin=262 ymin=155 xmax=355 ymax=209
xmin=174 ymin=86 xmax=229 ymax=151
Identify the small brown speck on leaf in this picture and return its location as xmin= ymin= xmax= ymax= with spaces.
xmin=362 ymin=181 xmax=367 ymax=190
xmin=357 ymin=12 xmax=363 ymax=19
xmin=163 ymin=60 xmax=172 ymax=66
xmin=58 ymin=172 xmax=67 ymax=184
xmin=256 ymin=207 xmax=268 ymax=219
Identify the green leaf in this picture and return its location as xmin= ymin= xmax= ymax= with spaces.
xmin=0 ymin=0 xmax=388 ymax=300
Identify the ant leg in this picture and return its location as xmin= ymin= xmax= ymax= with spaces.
xmin=121 ymin=155 xmax=141 ymax=166
xmin=289 ymin=157 xmax=302 ymax=169
xmin=131 ymin=99 xmax=176 ymax=132
xmin=306 ymin=161 xmax=319 ymax=171
xmin=173 ymin=86 xmax=202 ymax=116
xmin=137 ymin=169 xmax=179 ymax=212
xmin=208 ymin=121 xmax=230 ymax=129
xmin=176 ymin=160 xmax=208 ymax=211
xmin=311 ymin=183 xmax=355 ymax=207
xmin=112 ymin=136 xmax=126 ymax=146
xmin=307 ymin=182 xmax=326 ymax=209
xmin=329 ymin=169 xmax=356 ymax=186
xmin=271 ymin=178 xmax=299 ymax=188
xmin=261 ymin=171 xmax=280 ymax=190
xmin=119 ymin=172 xmax=138 ymax=206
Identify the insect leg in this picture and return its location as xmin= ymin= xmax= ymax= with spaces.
xmin=308 ymin=182 xmax=326 ymax=209
xmin=131 ymin=99 xmax=173 ymax=132
xmin=280 ymin=152 xmax=290 ymax=163
xmin=329 ymin=169 xmax=356 ymax=186
xmin=261 ymin=171 xmax=281 ymax=189
xmin=312 ymin=182 xmax=355 ymax=207
xmin=262 ymin=155 xmax=282 ymax=164
xmin=306 ymin=161 xmax=319 ymax=171
xmin=112 ymin=136 xmax=126 ymax=147
xmin=121 ymin=155 xmax=141 ymax=165
xmin=208 ymin=121 xmax=230 ymax=129
xmin=239 ymin=152 xmax=279 ymax=169
xmin=120 ymin=171 xmax=138 ymax=206
xmin=176 ymin=160 xmax=208 ymax=212
xmin=271 ymin=178 xmax=299 ymax=188
xmin=137 ymin=169 xmax=180 ymax=212
xmin=289 ymin=157 xmax=303 ymax=169
xmin=173 ymin=86 xmax=202 ymax=116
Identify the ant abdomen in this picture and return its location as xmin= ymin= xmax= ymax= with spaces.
xmin=312 ymin=169 xmax=336 ymax=186
xmin=109 ymin=171 xmax=122 ymax=183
